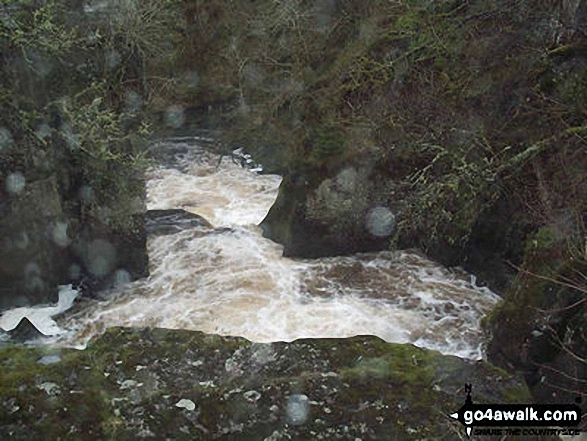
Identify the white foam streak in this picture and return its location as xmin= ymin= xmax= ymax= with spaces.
xmin=0 ymin=285 xmax=79 ymax=336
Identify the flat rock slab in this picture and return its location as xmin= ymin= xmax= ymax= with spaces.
xmin=0 ymin=327 xmax=547 ymax=440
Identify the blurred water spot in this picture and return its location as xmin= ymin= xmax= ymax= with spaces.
xmin=85 ymin=239 xmax=116 ymax=277
xmin=359 ymin=21 xmax=376 ymax=44
xmin=0 ymin=127 xmax=14 ymax=150
xmin=24 ymin=262 xmax=44 ymax=292
xmin=113 ymin=269 xmax=131 ymax=287
xmin=5 ymin=172 xmax=26 ymax=194
xmin=184 ymin=70 xmax=199 ymax=88
xmin=124 ymin=91 xmax=142 ymax=114
xmin=52 ymin=221 xmax=69 ymax=248
xmin=33 ymin=150 xmax=51 ymax=171
xmin=165 ymin=105 xmax=185 ymax=129
xmin=238 ymin=100 xmax=250 ymax=115
xmin=79 ymin=185 xmax=93 ymax=202
xmin=105 ymin=50 xmax=122 ymax=70
xmin=86 ymin=31 xmax=99 ymax=45
xmin=313 ymin=0 xmax=337 ymax=29
xmin=242 ymin=62 xmax=264 ymax=87
xmin=336 ymin=167 xmax=358 ymax=193
xmin=12 ymin=296 xmax=28 ymax=308
xmin=35 ymin=123 xmax=51 ymax=140
xmin=365 ymin=206 xmax=396 ymax=237
xmin=27 ymin=50 xmax=52 ymax=78
xmin=286 ymin=394 xmax=310 ymax=425
xmin=68 ymin=264 xmax=81 ymax=281
xmin=61 ymin=122 xmax=80 ymax=150
xmin=84 ymin=1 xmax=109 ymax=15
xmin=24 ymin=262 xmax=41 ymax=278
xmin=14 ymin=232 xmax=29 ymax=250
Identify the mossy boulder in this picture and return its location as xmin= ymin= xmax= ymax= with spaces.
xmin=0 ymin=327 xmax=537 ymax=440
xmin=261 ymin=159 xmax=398 ymax=258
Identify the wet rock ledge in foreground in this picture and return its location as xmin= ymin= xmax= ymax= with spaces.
xmin=0 ymin=328 xmax=542 ymax=440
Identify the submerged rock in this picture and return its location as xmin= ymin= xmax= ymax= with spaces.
xmin=145 ymin=209 xmax=214 ymax=236
xmin=0 ymin=327 xmax=542 ymax=440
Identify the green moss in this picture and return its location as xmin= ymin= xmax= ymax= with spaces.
xmin=0 ymin=328 xmax=533 ymax=440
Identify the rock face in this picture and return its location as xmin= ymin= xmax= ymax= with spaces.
xmin=0 ymin=0 xmax=150 ymax=308
xmin=261 ymin=164 xmax=397 ymax=258
xmin=69 ymin=212 xmax=149 ymax=298
xmin=0 ymin=176 xmax=66 ymax=309
xmin=0 ymin=327 xmax=537 ymax=440
xmin=0 ymin=173 xmax=149 ymax=307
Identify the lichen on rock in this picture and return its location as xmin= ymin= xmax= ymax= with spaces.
xmin=0 ymin=327 xmax=536 ymax=440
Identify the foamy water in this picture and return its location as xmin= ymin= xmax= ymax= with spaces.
xmin=1 ymin=138 xmax=501 ymax=359
xmin=0 ymin=285 xmax=79 ymax=336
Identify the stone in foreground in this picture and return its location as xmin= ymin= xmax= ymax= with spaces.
xmin=0 ymin=327 xmax=543 ymax=440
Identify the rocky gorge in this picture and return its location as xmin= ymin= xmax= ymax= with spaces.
xmin=1 ymin=0 xmax=586 ymax=439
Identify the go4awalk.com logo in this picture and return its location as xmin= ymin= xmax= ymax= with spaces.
xmin=449 ymin=384 xmax=583 ymax=438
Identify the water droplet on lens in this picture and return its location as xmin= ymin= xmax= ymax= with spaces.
xmin=24 ymin=262 xmax=41 ymax=278
xmin=286 ymin=394 xmax=310 ymax=425
xmin=68 ymin=264 xmax=81 ymax=280
xmin=365 ymin=206 xmax=396 ymax=237
xmin=52 ymin=221 xmax=69 ymax=248
xmin=105 ymin=50 xmax=121 ymax=70
xmin=185 ymin=70 xmax=199 ymax=88
xmin=61 ymin=122 xmax=80 ymax=150
xmin=336 ymin=167 xmax=358 ymax=192
xmin=113 ymin=269 xmax=131 ymax=287
xmin=35 ymin=123 xmax=51 ymax=140
xmin=124 ymin=91 xmax=142 ymax=114
xmin=165 ymin=105 xmax=185 ymax=129
xmin=24 ymin=262 xmax=44 ymax=292
xmin=0 ymin=127 xmax=14 ymax=150
xmin=6 ymin=172 xmax=26 ymax=194
xmin=14 ymin=231 xmax=29 ymax=249
xmin=28 ymin=50 xmax=51 ymax=78
xmin=79 ymin=185 xmax=93 ymax=202
xmin=85 ymin=239 xmax=117 ymax=277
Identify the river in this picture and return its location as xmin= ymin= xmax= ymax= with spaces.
xmin=1 ymin=137 xmax=501 ymax=360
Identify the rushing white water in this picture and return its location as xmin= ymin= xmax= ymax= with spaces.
xmin=1 ymin=138 xmax=501 ymax=359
